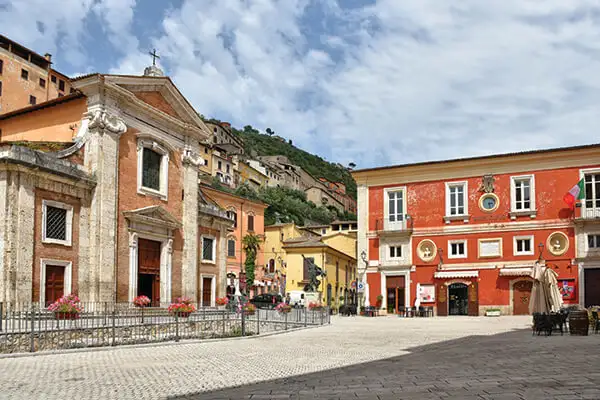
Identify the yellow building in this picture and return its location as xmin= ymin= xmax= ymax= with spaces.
xmin=237 ymin=159 xmax=270 ymax=190
xmin=264 ymin=222 xmax=357 ymax=309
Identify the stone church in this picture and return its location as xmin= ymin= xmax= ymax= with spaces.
xmin=0 ymin=64 xmax=235 ymax=306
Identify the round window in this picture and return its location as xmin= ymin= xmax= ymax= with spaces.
xmin=479 ymin=193 xmax=500 ymax=213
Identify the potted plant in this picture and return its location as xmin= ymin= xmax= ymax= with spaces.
xmin=275 ymin=302 xmax=292 ymax=314
xmin=215 ymin=297 xmax=229 ymax=309
xmin=48 ymin=294 xmax=83 ymax=320
xmin=242 ymin=303 xmax=257 ymax=316
xmin=485 ymin=308 xmax=501 ymax=317
xmin=133 ymin=295 xmax=151 ymax=308
xmin=376 ymin=295 xmax=383 ymax=309
xmin=168 ymin=297 xmax=196 ymax=318
xmin=308 ymin=302 xmax=324 ymax=311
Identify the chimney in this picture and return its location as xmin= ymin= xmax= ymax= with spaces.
xmin=44 ymin=53 xmax=52 ymax=62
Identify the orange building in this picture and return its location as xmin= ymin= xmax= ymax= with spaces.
xmin=0 ymin=34 xmax=72 ymax=115
xmin=200 ymin=186 xmax=268 ymax=295
xmin=353 ymin=145 xmax=600 ymax=316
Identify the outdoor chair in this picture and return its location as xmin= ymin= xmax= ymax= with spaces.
xmin=397 ymin=306 xmax=406 ymax=317
xmin=405 ymin=307 xmax=415 ymax=318
xmin=550 ymin=313 xmax=565 ymax=335
xmin=532 ymin=313 xmax=553 ymax=336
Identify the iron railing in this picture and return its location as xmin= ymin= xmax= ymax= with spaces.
xmin=0 ymin=302 xmax=330 ymax=354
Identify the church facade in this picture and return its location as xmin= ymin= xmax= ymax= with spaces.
xmin=0 ymin=68 xmax=235 ymax=306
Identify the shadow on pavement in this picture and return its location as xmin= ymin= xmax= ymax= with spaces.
xmin=170 ymin=328 xmax=600 ymax=400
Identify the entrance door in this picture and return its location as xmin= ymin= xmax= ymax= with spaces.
xmin=448 ymin=283 xmax=469 ymax=315
xmin=386 ymin=276 xmax=405 ymax=313
xmin=202 ymin=277 xmax=212 ymax=306
xmin=138 ymin=238 xmax=161 ymax=306
xmin=585 ymin=269 xmax=600 ymax=307
xmin=513 ymin=280 xmax=533 ymax=315
xmin=45 ymin=265 xmax=65 ymax=306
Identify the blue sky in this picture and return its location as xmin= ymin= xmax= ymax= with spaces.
xmin=2 ymin=1 xmax=600 ymax=169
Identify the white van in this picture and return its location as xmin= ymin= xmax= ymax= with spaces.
xmin=287 ymin=291 xmax=320 ymax=308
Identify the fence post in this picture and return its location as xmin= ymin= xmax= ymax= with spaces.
xmin=0 ymin=302 xmax=3 ymax=332
xmin=29 ymin=305 xmax=35 ymax=353
xmin=175 ymin=313 xmax=180 ymax=342
xmin=285 ymin=312 xmax=288 ymax=331
xmin=304 ymin=308 xmax=307 ymax=327
xmin=241 ymin=309 xmax=246 ymax=337
xmin=111 ymin=310 xmax=116 ymax=346
xmin=328 ymin=307 xmax=331 ymax=324
xmin=222 ymin=309 xmax=226 ymax=336
xmin=256 ymin=308 xmax=260 ymax=335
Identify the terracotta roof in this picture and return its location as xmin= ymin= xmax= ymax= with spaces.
xmin=353 ymin=143 xmax=600 ymax=174
xmin=200 ymin=184 xmax=268 ymax=207
xmin=283 ymin=239 xmax=328 ymax=248
xmin=0 ymin=92 xmax=85 ymax=120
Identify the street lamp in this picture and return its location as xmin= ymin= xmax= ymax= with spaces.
xmin=359 ymin=250 xmax=368 ymax=307
xmin=437 ymin=247 xmax=444 ymax=270
xmin=538 ymin=242 xmax=545 ymax=261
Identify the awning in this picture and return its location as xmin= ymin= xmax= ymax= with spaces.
xmin=434 ymin=270 xmax=479 ymax=279
xmin=499 ymin=267 xmax=533 ymax=277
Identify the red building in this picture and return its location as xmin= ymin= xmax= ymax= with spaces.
xmin=353 ymin=144 xmax=600 ymax=316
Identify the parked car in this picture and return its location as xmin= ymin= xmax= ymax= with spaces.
xmin=249 ymin=293 xmax=283 ymax=309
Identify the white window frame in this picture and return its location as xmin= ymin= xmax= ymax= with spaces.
xmin=41 ymin=200 xmax=73 ymax=246
xmin=388 ymin=244 xmax=403 ymax=260
xmin=445 ymin=181 xmax=468 ymax=217
xmin=510 ymin=175 xmax=535 ymax=213
xmin=580 ymin=168 xmax=600 ymax=216
xmin=383 ymin=186 xmax=407 ymax=231
xmin=586 ymin=233 xmax=600 ymax=252
xmin=513 ymin=235 xmax=534 ymax=256
xmin=201 ymin=235 xmax=217 ymax=264
xmin=137 ymin=139 xmax=169 ymax=200
xmin=448 ymin=239 xmax=467 ymax=259
xmin=40 ymin=259 xmax=72 ymax=304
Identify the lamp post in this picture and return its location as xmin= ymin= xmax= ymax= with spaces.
xmin=437 ymin=247 xmax=444 ymax=270
xmin=360 ymin=250 xmax=368 ymax=307
xmin=538 ymin=242 xmax=545 ymax=262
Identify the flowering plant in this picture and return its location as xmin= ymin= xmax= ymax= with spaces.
xmin=215 ymin=297 xmax=229 ymax=306
xmin=308 ymin=301 xmax=324 ymax=311
xmin=168 ymin=297 xmax=196 ymax=315
xmin=242 ymin=303 xmax=257 ymax=315
xmin=47 ymin=294 xmax=83 ymax=315
xmin=133 ymin=295 xmax=151 ymax=308
xmin=275 ymin=302 xmax=292 ymax=314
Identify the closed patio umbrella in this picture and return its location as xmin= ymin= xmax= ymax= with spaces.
xmin=529 ymin=263 xmax=550 ymax=314
xmin=364 ymin=283 xmax=370 ymax=307
xmin=545 ymin=267 xmax=564 ymax=313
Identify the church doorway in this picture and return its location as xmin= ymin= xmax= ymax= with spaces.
xmin=138 ymin=238 xmax=161 ymax=306
xmin=448 ymin=283 xmax=468 ymax=315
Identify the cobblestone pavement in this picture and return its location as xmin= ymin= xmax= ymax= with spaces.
xmin=1 ymin=316 xmax=597 ymax=399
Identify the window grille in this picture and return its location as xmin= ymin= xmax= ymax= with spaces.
xmin=227 ymin=239 xmax=235 ymax=257
xmin=203 ymin=237 xmax=214 ymax=261
xmin=45 ymin=206 xmax=67 ymax=241
xmin=142 ymin=148 xmax=161 ymax=190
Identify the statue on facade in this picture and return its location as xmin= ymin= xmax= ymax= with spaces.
xmin=479 ymin=174 xmax=495 ymax=193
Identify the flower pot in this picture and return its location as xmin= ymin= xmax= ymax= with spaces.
xmin=54 ymin=312 xmax=80 ymax=320
xmin=375 ymin=301 xmax=382 ymax=309
xmin=174 ymin=311 xmax=192 ymax=318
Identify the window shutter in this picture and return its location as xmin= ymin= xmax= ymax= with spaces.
xmin=248 ymin=215 xmax=254 ymax=231
xmin=227 ymin=240 xmax=235 ymax=257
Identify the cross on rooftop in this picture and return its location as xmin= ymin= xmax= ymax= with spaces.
xmin=149 ymin=49 xmax=160 ymax=66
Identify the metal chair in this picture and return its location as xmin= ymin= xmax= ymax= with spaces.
xmin=592 ymin=311 xmax=600 ymax=334
xmin=397 ymin=306 xmax=406 ymax=317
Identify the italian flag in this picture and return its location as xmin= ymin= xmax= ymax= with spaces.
xmin=563 ymin=178 xmax=585 ymax=209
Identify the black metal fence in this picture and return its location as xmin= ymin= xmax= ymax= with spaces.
xmin=0 ymin=303 xmax=330 ymax=354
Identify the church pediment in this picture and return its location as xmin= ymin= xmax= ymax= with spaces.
xmin=123 ymin=205 xmax=182 ymax=230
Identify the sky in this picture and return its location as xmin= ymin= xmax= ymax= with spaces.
xmin=2 ymin=0 xmax=600 ymax=169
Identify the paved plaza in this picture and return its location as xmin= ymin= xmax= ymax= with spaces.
xmin=0 ymin=315 xmax=598 ymax=399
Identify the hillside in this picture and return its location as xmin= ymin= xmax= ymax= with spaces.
xmin=232 ymin=125 xmax=357 ymax=199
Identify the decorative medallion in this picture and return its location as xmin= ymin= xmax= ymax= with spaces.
xmin=417 ymin=239 xmax=437 ymax=262
xmin=478 ymin=174 xmax=495 ymax=193
xmin=478 ymin=193 xmax=500 ymax=213
xmin=547 ymin=231 xmax=569 ymax=256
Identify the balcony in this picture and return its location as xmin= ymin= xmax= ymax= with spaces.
xmin=576 ymin=206 xmax=600 ymax=223
xmin=374 ymin=215 xmax=413 ymax=237
xmin=199 ymin=203 xmax=231 ymax=221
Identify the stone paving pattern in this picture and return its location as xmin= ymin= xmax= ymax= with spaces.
xmin=0 ymin=316 xmax=598 ymax=399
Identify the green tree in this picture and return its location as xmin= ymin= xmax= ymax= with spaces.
xmin=266 ymin=128 xmax=274 ymax=136
xmin=242 ymin=233 xmax=262 ymax=293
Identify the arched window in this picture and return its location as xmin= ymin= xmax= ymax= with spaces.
xmin=268 ymin=259 xmax=275 ymax=274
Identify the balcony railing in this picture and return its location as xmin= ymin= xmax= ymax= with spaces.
xmin=199 ymin=203 xmax=231 ymax=220
xmin=374 ymin=215 xmax=413 ymax=234
xmin=579 ymin=207 xmax=600 ymax=220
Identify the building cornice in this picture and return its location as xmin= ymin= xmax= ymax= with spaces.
xmin=353 ymin=145 xmax=600 ymax=187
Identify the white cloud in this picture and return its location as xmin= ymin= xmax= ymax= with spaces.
xmin=6 ymin=0 xmax=600 ymax=168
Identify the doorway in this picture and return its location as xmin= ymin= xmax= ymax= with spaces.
xmin=138 ymin=238 xmax=161 ymax=306
xmin=448 ymin=283 xmax=468 ymax=315
xmin=513 ymin=280 xmax=533 ymax=315
xmin=585 ymin=269 xmax=600 ymax=307
xmin=386 ymin=275 xmax=405 ymax=314
xmin=202 ymin=277 xmax=213 ymax=307
xmin=45 ymin=265 xmax=65 ymax=306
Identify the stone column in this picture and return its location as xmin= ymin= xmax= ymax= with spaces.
xmin=84 ymin=110 xmax=127 ymax=302
xmin=181 ymin=145 xmax=201 ymax=299
xmin=0 ymin=171 xmax=35 ymax=303
xmin=218 ymin=225 xmax=228 ymax=297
